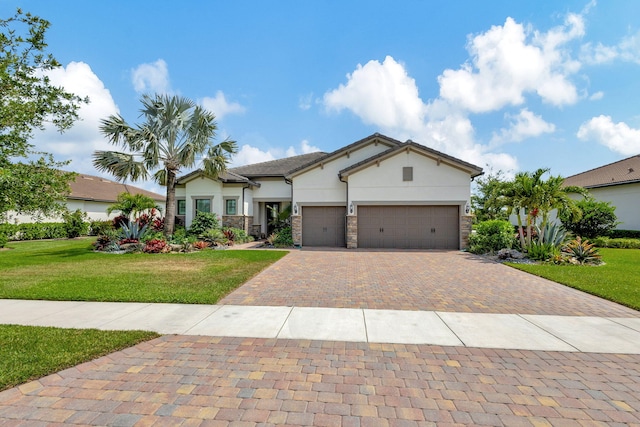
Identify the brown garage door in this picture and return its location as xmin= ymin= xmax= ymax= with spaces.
xmin=358 ymin=205 xmax=459 ymax=249
xmin=302 ymin=206 xmax=346 ymax=247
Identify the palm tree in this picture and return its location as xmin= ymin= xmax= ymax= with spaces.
xmin=93 ymin=94 xmax=237 ymax=236
xmin=106 ymin=192 xmax=159 ymax=221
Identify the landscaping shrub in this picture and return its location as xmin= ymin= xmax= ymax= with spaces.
xmin=143 ymin=239 xmax=168 ymax=253
xmin=468 ymin=220 xmax=513 ymax=254
xmin=559 ymin=198 xmax=618 ymax=239
xmin=592 ymin=237 xmax=640 ymax=249
xmin=272 ymin=226 xmax=293 ymax=247
xmin=63 ymin=210 xmax=89 ymax=238
xmin=526 ymin=241 xmax=558 ymax=261
xmin=112 ymin=215 xmax=129 ymax=229
xmin=193 ymin=241 xmax=209 ymax=250
xmin=200 ymin=228 xmax=225 ymax=246
xmin=224 ymin=227 xmax=254 ymax=244
xmin=0 ymin=233 xmax=7 ymax=248
xmin=188 ymin=212 xmax=220 ymax=236
xmin=2 ymin=223 xmax=67 ymax=241
xmin=89 ymin=220 xmax=113 ymax=236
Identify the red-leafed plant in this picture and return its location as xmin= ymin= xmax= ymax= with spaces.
xmin=143 ymin=238 xmax=167 ymax=253
xmin=193 ymin=241 xmax=209 ymax=250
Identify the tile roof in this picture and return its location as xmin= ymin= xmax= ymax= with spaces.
xmin=229 ymin=152 xmax=327 ymax=177
xmin=563 ymin=155 xmax=640 ymax=188
xmin=177 ymin=169 xmax=259 ymax=186
xmin=338 ymin=140 xmax=484 ymax=178
xmin=68 ymin=173 xmax=165 ymax=203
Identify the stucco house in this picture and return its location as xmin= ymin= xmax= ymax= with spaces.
xmin=173 ymin=133 xmax=483 ymax=249
xmin=563 ymin=155 xmax=640 ymax=231
xmin=5 ymin=173 xmax=165 ymax=223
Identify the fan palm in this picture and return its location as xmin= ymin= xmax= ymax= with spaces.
xmin=93 ymin=94 xmax=237 ymax=236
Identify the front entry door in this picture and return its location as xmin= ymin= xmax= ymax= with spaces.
xmin=266 ymin=202 xmax=280 ymax=235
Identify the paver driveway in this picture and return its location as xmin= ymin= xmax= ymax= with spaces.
xmin=2 ymin=249 xmax=640 ymax=426
xmin=221 ymin=250 xmax=640 ymax=317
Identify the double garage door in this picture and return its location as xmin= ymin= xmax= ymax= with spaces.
xmin=302 ymin=205 xmax=459 ymax=249
xmin=358 ymin=205 xmax=459 ymax=249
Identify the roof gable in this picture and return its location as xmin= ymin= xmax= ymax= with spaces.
xmin=69 ymin=174 xmax=165 ymax=203
xmin=177 ymin=169 xmax=259 ymax=186
xmin=287 ymin=133 xmax=401 ymax=177
xmin=339 ymin=141 xmax=483 ymax=178
xmin=563 ymin=155 xmax=640 ymax=188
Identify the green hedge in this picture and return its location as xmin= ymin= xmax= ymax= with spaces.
xmin=591 ymin=236 xmax=640 ymax=249
xmin=0 ymin=223 xmax=68 ymax=241
xmin=608 ymin=229 xmax=640 ymax=239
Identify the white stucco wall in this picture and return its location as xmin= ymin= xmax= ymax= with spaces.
xmin=347 ymin=151 xmax=471 ymax=209
xmin=292 ymin=142 xmax=390 ymax=205
xmin=5 ymin=200 xmax=121 ymax=223
xmin=180 ymin=177 xmax=223 ymax=227
xmin=589 ymin=183 xmax=640 ymax=230
xmin=251 ymin=178 xmax=291 ymax=201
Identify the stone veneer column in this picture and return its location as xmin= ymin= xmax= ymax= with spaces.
xmin=291 ymin=215 xmax=302 ymax=247
xmin=460 ymin=215 xmax=473 ymax=250
xmin=346 ymin=215 xmax=358 ymax=249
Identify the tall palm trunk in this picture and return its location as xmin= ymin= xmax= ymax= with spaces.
xmin=164 ymin=170 xmax=177 ymax=237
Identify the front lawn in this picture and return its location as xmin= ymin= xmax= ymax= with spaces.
xmin=509 ymin=248 xmax=640 ymax=311
xmin=0 ymin=325 xmax=158 ymax=391
xmin=0 ymin=239 xmax=287 ymax=303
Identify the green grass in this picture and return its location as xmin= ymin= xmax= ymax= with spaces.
xmin=0 ymin=325 xmax=158 ymax=391
xmin=0 ymin=238 xmax=288 ymax=303
xmin=508 ymin=248 xmax=640 ymax=311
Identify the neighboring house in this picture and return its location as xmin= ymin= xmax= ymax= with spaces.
xmin=5 ymin=173 xmax=166 ymax=223
xmin=174 ymin=133 xmax=483 ymax=249
xmin=563 ymin=155 xmax=640 ymax=231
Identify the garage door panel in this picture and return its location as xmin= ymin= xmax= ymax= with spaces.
xmin=358 ymin=205 xmax=459 ymax=250
xmin=302 ymin=206 xmax=346 ymax=247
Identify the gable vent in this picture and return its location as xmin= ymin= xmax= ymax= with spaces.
xmin=403 ymin=167 xmax=413 ymax=181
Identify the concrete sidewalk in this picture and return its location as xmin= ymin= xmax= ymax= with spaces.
xmin=2 ymin=299 xmax=640 ymax=353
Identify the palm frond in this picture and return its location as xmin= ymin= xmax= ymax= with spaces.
xmin=92 ymin=150 xmax=149 ymax=182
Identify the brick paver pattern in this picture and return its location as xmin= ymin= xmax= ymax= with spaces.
xmin=2 ymin=336 xmax=640 ymax=426
xmin=220 ymin=250 xmax=640 ymax=317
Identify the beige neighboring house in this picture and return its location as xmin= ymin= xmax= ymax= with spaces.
xmin=5 ymin=173 xmax=166 ymax=224
xmin=563 ymin=155 xmax=640 ymax=231
xmin=173 ymin=133 xmax=483 ymax=249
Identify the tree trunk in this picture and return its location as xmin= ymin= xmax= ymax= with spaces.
xmin=164 ymin=169 xmax=177 ymax=237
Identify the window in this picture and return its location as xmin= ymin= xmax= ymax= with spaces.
xmin=403 ymin=167 xmax=413 ymax=181
xmin=177 ymin=200 xmax=186 ymax=215
xmin=195 ymin=198 xmax=211 ymax=213
xmin=225 ymin=199 xmax=237 ymax=215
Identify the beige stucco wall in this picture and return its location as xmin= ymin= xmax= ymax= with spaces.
xmin=588 ymin=183 xmax=640 ymax=231
xmin=5 ymin=200 xmax=120 ymax=223
xmin=292 ymin=142 xmax=390 ymax=205
xmin=251 ymin=178 xmax=291 ymax=201
xmin=179 ymin=176 xmax=223 ymax=227
xmin=347 ymin=150 xmax=471 ymax=209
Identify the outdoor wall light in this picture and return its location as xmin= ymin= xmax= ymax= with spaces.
xmin=349 ymin=202 xmax=354 ymax=214
xmin=464 ymin=202 xmax=470 ymax=214
xmin=293 ymin=203 xmax=298 ymax=215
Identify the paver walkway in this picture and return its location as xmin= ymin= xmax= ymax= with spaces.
xmin=2 ymin=249 xmax=640 ymax=426
xmin=221 ymin=250 xmax=640 ymax=317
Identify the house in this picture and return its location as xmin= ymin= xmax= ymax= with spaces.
xmin=174 ymin=133 xmax=483 ymax=249
xmin=5 ymin=173 xmax=166 ymax=223
xmin=563 ymin=155 xmax=640 ymax=231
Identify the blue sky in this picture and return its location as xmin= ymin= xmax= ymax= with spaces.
xmin=4 ymin=0 xmax=640 ymax=193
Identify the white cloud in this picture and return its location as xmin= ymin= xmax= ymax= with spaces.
xmin=323 ymin=56 xmax=426 ymax=132
xmin=231 ymin=140 xmax=322 ymax=167
xmin=577 ymin=115 xmax=640 ymax=156
xmin=200 ymin=91 xmax=246 ymax=120
xmin=131 ymin=59 xmax=170 ymax=94
xmin=589 ymin=91 xmax=604 ymax=100
xmin=299 ymin=93 xmax=313 ymax=110
xmin=491 ymin=109 xmax=556 ymax=145
xmin=31 ymin=61 xmax=119 ymax=175
xmin=438 ymin=15 xmax=582 ymax=112
xmin=581 ymin=31 xmax=640 ymax=65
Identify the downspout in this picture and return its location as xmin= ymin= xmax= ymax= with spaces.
xmin=242 ymin=183 xmax=251 ymax=234
xmin=339 ymin=173 xmax=349 ymax=247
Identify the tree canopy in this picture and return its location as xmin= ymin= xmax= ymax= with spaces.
xmin=0 ymin=9 xmax=87 ymax=219
xmin=94 ymin=94 xmax=237 ymax=236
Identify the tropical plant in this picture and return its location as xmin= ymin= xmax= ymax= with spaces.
xmin=501 ymin=168 xmax=586 ymax=248
xmin=93 ymin=94 xmax=237 ymax=237
xmin=559 ymin=198 xmax=618 ymax=239
xmin=535 ymin=223 xmax=569 ymax=248
xmin=143 ymin=239 xmax=168 ymax=253
xmin=200 ymin=228 xmax=225 ymax=246
xmin=106 ymin=193 xmax=159 ymax=221
xmin=468 ymin=219 xmax=513 ymax=254
xmin=93 ymin=229 xmax=120 ymax=251
xmin=89 ymin=220 xmax=113 ymax=236
xmin=273 ymin=226 xmax=294 ymax=247
xmin=527 ymin=241 xmax=558 ymax=261
xmin=223 ymin=228 xmax=236 ymax=244
xmin=193 ymin=241 xmax=209 ymax=250
xmin=189 ymin=212 xmax=220 ymax=236
xmin=268 ymin=204 xmax=292 ymax=233
xmin=119 ymin=222 xmax=148 ymax=242
xmin=563 ymin=237 xmax=602 ymax=264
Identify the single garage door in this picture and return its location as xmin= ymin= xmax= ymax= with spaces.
xmin=302 ymin=206 xmax=346 ymax=247
xmin=358 ymin=205 xmax=459 ymax=249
